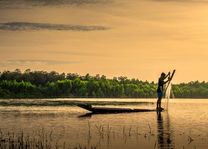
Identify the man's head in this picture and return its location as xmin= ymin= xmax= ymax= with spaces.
xmin=161 ymin=72 xmax=166 ymax=79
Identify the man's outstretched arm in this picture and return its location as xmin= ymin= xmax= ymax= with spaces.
xmin=164 ymin=72 xmax=171 ymax=79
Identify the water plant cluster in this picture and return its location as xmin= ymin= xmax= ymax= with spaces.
xmin=0 ymin=122 xmax=204 ymax=149
xmin=0 ymin=128 xmax=97 ymax=149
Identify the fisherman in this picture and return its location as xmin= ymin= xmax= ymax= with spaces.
xmin=157 ymin=72 xmax=171 ymax=110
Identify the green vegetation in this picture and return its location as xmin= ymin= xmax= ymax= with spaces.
xmin=0 ymin=69 xmax=208 ymax=98
xmin=172 ymin=81 xmax=208 ymax=98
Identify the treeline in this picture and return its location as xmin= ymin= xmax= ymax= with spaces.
xmin=0 ymin=69 xmax=156 ymax=98
xmin=0 ymin=69 xmax=208 ymax=98
xmin=172 ymin=81 xmax=208 ymax=98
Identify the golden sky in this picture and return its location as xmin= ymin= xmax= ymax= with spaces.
xmin=0 ymin=0 xmax=208 ymax=82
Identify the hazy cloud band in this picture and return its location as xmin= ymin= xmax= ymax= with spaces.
xmin=0 ymin=22 xmax=109 ymax=31
xmin=0 ymin=60 xmax=80 ymax=66
xmin=153 ymin=0 xmax=208 ymax=3
xmin=0 ymin=0 xmax=111 ymax=7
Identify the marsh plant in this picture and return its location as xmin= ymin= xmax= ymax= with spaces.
xmin=0 ymin=123 xmax=154 ymax=149
xmin=0 ymin=128 xmax=97 ymax=149
xmin=0 ymin=123 xmax=202 ymax=149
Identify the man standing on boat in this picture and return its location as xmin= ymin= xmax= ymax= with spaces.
xmin=157 ymin=72 xmax=171 ymax=110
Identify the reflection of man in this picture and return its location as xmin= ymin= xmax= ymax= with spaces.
xmin=157 ymin=112 xmax=174 ymax=149
xmin=156 ymin=72 xmax=170 ymax=110
xmin=157 ymin=112 xmax=164 ymax=149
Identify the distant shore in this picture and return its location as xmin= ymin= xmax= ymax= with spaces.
xmin=1 ymin=69 xmax=208 ymax=99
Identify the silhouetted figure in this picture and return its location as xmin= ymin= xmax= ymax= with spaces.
xmin=157 ymin=72 xmax=171 ymax=110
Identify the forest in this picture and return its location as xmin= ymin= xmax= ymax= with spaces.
xmin=0 ymin=69 xmax=208 ymax=98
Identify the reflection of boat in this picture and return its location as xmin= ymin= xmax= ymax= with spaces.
xmin=77 ymin=104 xmax=163 ymax=114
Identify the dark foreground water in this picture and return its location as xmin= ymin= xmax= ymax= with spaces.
xmin=0 ymin=98 xmax=208 ymax=149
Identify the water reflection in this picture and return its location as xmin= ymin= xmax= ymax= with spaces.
xmin=157 ymin=111 xmax=174 ymax=149
xmin=78 ymin=112 xmax=93 ymax=118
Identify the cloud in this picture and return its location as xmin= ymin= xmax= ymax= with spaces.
xmin=153 ymin=0 xmax=208 ymax=3
xmin=0 ymin=22 xmax=109 ymax=31
xmin=28 ymin=0 xmax=110 ymax=5
xmin=51 ymin=50 xmax=111 ymax=57
xmin=0 ymin=60 xmax=80 ymax=66
xmin=0 ymin=0 xmax=111 ymax=8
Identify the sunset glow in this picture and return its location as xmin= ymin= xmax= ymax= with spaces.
xmin=1 ymin=0 xmax=208 ymax=82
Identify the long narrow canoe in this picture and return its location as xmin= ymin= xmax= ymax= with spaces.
xmin=77 ymin=104 xmax=163 ymax=114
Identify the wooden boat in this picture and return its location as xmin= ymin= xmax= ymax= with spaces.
xmin=77 ymin=104 xmax=163 ymax=114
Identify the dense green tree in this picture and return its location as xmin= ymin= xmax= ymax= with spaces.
xmin=0 ymin=69 xmax=208 ymax=98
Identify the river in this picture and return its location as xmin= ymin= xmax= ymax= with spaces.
xmin=0 ymin=98 xmax=207 ymax=149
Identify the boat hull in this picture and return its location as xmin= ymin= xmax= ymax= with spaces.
xmin=77 ymin=104 xmax=162 ymax=114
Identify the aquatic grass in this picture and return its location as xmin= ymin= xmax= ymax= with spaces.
xmin=84 ymin=123 xmax=205 ymax=149
xmin=188 ymin=135 xmax=194 ymax=144
xmin=106 ymin=124 xmax=111 ymax=139
xmin=89 ymin=123 xmax=153 ymax=141
xmin=0 ymin=128 xmax=63 ymax=149
xmin=148 ymin=123 xmax=152 ymax=134
xmin=95 ymin=125 xmax=104 ymax=138
xmin=73 ymin=144 xmax=97 ymax=149
xmin=0 ymin=123 xmax=205 ymax=149
xmin=0 ymin=128 xmax=98 ymax=149
xmin=128 ymin=127 xmax=132 ymax=137
xmin=153 ymin=140 xmax=157 ymax=149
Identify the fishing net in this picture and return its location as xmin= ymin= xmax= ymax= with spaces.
xmin=164 ymin=82 xmax=172 ymax=110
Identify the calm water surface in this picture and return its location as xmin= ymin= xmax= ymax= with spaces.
xmin=0 ymin=98 xmax=208 ymax=149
